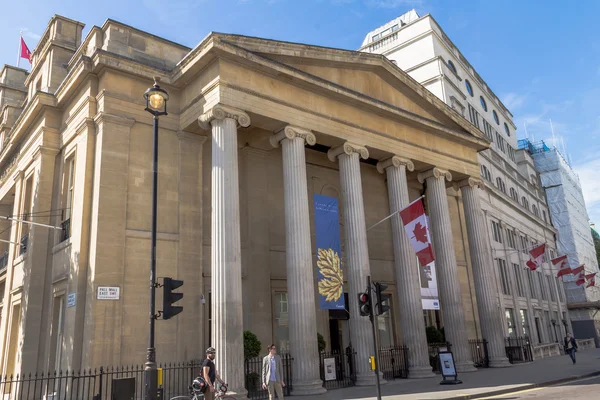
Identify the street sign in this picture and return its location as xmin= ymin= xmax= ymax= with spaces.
xmin=67 ymin=293 xmax=76 ymax=308
xmin=97 ymin=286 xmax=120 ymax=300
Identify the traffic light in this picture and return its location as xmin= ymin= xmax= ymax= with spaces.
xmin=358 ymin=292 xmax=371 ymax=317
xmin=163 ymin=277 xmax=184 ymax=320
xmin=374 ymin=282 xmax=390 ymax=316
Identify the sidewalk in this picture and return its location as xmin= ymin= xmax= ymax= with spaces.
xmin=298 ymin=348 xmax=600 ymax=399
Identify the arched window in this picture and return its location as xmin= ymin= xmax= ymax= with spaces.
xmin=496 ymin=177 xmax=506 ymax=194
xmin=504 ymin=122 xmax=511 ymax=136
xmin=532 ymin=205 xmax=539 ymax=217
xmin=480 ymin=165 xmax=492 ymax=182
xmin=447 ymin=60 xmax=457 ymax=74
xmin=493 ymin=110 xmax=499 ymax=125
xmin=521 ymin=196 xmax=529 ymax=210
xmin=510 ymin=187 xmax=518 ymax=202
xmin=465 ymin=80 xmax=474 ymax=97
xmin=480 ymin=96 xmax=488 ymax=112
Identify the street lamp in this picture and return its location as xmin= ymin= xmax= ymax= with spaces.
xmin=143 ymin=77 xmax=169 ymax=400
xmin=551 ymin=319 xmax=558 ymax=343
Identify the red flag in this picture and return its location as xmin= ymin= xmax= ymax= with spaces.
xmin=20 ymin=37 xmax=31 ymax=62
xmin=553 ymin=255 xmax=571 ymax=278
xmin=585 ymin=272 xmax=596 ymax=281
xmin=587 ymin=276 xmax=596 ymax=288
xmin=576 ymin=270 xmax=586 ymax=286
xmin=399 ymin=197 xmax=434 ymax=267
xmin=526 ymin=243 xmax=546 ymax=271
xmin=571 ymin=265 xmax=585 ymax=275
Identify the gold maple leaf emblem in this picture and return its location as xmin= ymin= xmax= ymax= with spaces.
xmin=317 ymin=248 xmax=344 ymax=302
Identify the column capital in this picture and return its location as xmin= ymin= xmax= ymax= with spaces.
xmin=198 ymin=104 xmax=251 ymax=130
xmin=457 ymin=177 xmax=483 ymax=189
xmin=417 ymin=167 xmax=452 ymax=184
xmin=327 ymin=142 xmax=369 ymax=162
xmin=270 ymin=125 xmax=316 ymax=148
xmin=376 ymin=156 xmax=414 ymax=174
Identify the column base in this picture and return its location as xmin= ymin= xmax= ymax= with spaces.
xmin=489 ymin=356 xmax=512 ymax=368
xmin=408 ymin=365 xmax=436 ymax=378
xmin=291 ymin=379 xmax=327 ymax=396
xmin=454 ymin=360 xmax=478 ymax=373
xmin=355 ymin=371 xmax=387 ymax=386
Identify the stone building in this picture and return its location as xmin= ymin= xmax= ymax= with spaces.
xmin=0 ymin=13 xmax=561 ymax=396
xmin=359 ymin=10 xmax=571 ymax=355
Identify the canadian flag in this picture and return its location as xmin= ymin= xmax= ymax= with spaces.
xmin=587 ymin=274 xmax=596 ymax=289
xmin=576 ymin=270 xmax=586 ymax=286
xmin=526 ymin=243 xmax=546 ymax=271
xmin=552 ymin=255 xmax=571 ymax=278
xmin=571 ymin=265 xmax=585 ymax=276
xmin=399 ymin=197 xmax=434 ymax=267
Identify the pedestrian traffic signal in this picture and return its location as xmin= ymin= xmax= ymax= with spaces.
xmin=163 ymin=277 xmax=184 ymax=320
xmin=358 ymin=292 xmax=371 ymax=317
xmin=374 ymin=282 xmax=390 ymax=316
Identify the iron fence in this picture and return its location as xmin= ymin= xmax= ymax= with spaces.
xmin=469 ymin=339 xmax=489 ymax=368
xmin=319 ymin=349 xmax=355 ymax=390
xmin=428 ymin=342 xmax=451 ymax=373
xmin=378 ymin=346 xmax=409 ymax=380
xmin=244 ymin=354 xmax=293 ymax=400
xmin=505 ymin=336 xmax=533 ymax=364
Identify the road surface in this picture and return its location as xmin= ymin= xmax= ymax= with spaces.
xmin=481 ymin=375 xmax=600 ymax=399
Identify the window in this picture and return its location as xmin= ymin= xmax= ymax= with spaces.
xmin=391 ymin=24 xmax=399 ymax=32
xmin=465 ymin=79 xmax=474 ymax=96
xmin=273 ymin=292 xmax=290 ymax=353
xmin=495 ymin=131 xmax=506 ymax=153
xmin=372 ymin=34 xmax=380 ymax=42
xmin=543 ymin=210 xmax=547 ymax=223
xmin=61 ymin=157 xmax=75 ymax=242
xmin=50 ymin=296 xmax=65 ymax=370
xmin=496 ymin=177 xmax=506 ymax=194
xmin=491 ymin=221 xmax=503 ymax=243
xmin=507 ymin=145 xmax=516 ymax=162
xmin=504 ymin=122 xmax=511 ymax=136
xmin=520 ymin=235 xmax=528 ymax=254
xmin=547 ymin=275 xmax=556 ymax=302
xmin=538 ymin=273 xmax=547 ymax=300
xmin=482 ymin=120 xmax=494 ymax=140
xmin=532 ymin=205 xmax=539 ymax=217
xmin=521 ymin=196 xmax=529 ymax=210
xmin=527 ymin=269 xmax=536 ymax=298
xmin=520 ymin=309 xmax=530 ymax=337
xmin=505 ymin=308 xmax=516 ymax=337
xmin=506 ymin=229 xmax=516 ymax=249
xmin=447 ymin=60 xmax=457 ymax=74
xmin=544 ymin=310 xmax=552 ymax=342
xmin=480 ymin=96 xmax=488 ymax=111
xmin=557 ymin=277 xmax=565 ymax=302
xmin=493 ymin=110 xmax=499 ymax=125
xmin=513 ymin=263 xmax=525 ymax=297
xmin=468 ymin=104 xmax=481 ymax=129
xmin=480 ymin=164 xmax=492 ymax=182
xmin=498 ymin=258 xmax=511 ymax=295
xmin=510 ymin=187 xmax=518 ymax=202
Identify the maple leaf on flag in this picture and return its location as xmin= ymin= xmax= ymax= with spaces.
xmin=413 ymin=222 xmax=428 ymax=243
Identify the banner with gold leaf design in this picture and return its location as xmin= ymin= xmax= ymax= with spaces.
xmin=314 ymin=194 xmax=345 ymax=310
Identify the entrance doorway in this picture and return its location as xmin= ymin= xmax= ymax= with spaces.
xmin=534 ymin=317 xmax=542 ymax=344
xmin=328 ymin=293 xmax=350 ymax=353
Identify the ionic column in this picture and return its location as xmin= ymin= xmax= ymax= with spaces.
xmin=459 ymin=178 xmax=511 ymax=367
xmin=417 ymin=168 xmax=476 ymax=372
xmin=199 ymin=105 xmax=250 ymax=398
xmin=328 ymin=142 xmax=379 ymax=386
xmin=270 ymin=126 xmax=326 ymax=395
xmin=377 ymin=156 xmax=434 ymax=378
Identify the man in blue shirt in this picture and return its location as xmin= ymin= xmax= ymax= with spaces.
xmin=261 ymin=344 xmax=285 ymax=399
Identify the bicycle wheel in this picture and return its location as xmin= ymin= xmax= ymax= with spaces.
xmin=169 ymin=396 xmax=193 ymax=400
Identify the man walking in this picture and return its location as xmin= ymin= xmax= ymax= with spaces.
xmin=262 ymin=344 xmax=286 ymax=399
xmin=564 ymin=333 xmax=578 ymax=364
xmin=202 ymin=347 xmax=226 ymax=400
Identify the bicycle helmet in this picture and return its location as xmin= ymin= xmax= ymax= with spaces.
xmin=192 ymin=376 xmax=208 ymax=394
xmin=206 ymin=347 xmax=216 ymax=354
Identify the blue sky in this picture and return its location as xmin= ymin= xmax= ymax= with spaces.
xmin=2 ymin=0 xmax=600 ymax=223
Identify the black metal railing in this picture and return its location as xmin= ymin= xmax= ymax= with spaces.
xmin=19 ymin=233 xmax=28 ymax=255
xmin=0 ymin=250 xmax=8 ymax=271
xmin=378 ymin=346 xmax=409 ymax=380
xmin=319 ymin=349 xmax=355 ymax=390
xmin=505 ymin=336 xmax=533 ymax=364
xmin=469 ymin=339 xmax=489 ymax=368
xmin=245 ymin=354 xmax=293 ymax=400
xmin=428 ymin=342 xmax=452 ymax=373
xmin=61 ymin=218 xmax=71 ymax=242
xmin=0 ymin=361 xmax=202 ymax=400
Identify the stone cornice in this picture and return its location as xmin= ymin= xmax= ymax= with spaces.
xmin=457 ymin=177 xmax=483 ymax=189
xmin=327 ymin=142 xmax=369 ymax=162
xmin=198 ymin=104 xmax=251 ymax=130
xmin=93 ymin=112 xmax=135 ymax=128
xmin=376 ymin=155 xmax=414 ymax=174
xmin=270 ymin=125 xmax=316 ymax=148
xmin=417 ymin=167 xmax=452 ymax=183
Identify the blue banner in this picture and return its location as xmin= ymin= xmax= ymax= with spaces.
xmin=314 ymin=194 xmax=345 ymax=310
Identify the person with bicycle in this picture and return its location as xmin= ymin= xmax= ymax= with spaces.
xmin=202 ymin=347 xmax=226 ymax=400
xmin=261 ymin=344 xmax=285 ymax=399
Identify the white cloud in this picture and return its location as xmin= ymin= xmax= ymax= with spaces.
xmin=20 ymin=28 xmax=41 ymax=41
xmin=574 ymin=158 xmax=600 ymax=225
xmin=501 ymin=92 xmax=527 ymax=111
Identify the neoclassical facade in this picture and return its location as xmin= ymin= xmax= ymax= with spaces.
xmin=0 ymin=14 xmax=539 ymax=396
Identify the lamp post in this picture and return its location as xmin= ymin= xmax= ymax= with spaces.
xmin=551 ymin=319 xmax=558 ymax=343
xmin=143 ymin=77 xmax=169 ymax=400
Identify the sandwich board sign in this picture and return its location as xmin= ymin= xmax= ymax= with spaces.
xmin=439 ymin=351 xmax=462 ymax=385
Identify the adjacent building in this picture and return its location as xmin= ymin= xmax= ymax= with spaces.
xmin=359 ymin=9 xmax=571 ymax=353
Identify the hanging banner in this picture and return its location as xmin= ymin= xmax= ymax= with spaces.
xmin=418 ymin=217 xmax=439 ymax=310
xmin=314 ymin=194 xmax=345 ymax=310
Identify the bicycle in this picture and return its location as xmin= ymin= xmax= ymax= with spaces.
xmin=170 ymin=380 xmax=236 ymax=400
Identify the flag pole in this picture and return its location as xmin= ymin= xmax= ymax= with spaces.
xmin=17 ymin=31 xmax=22 ymax=68
xmin=366 ymin=195 xmax=425 ymax=232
